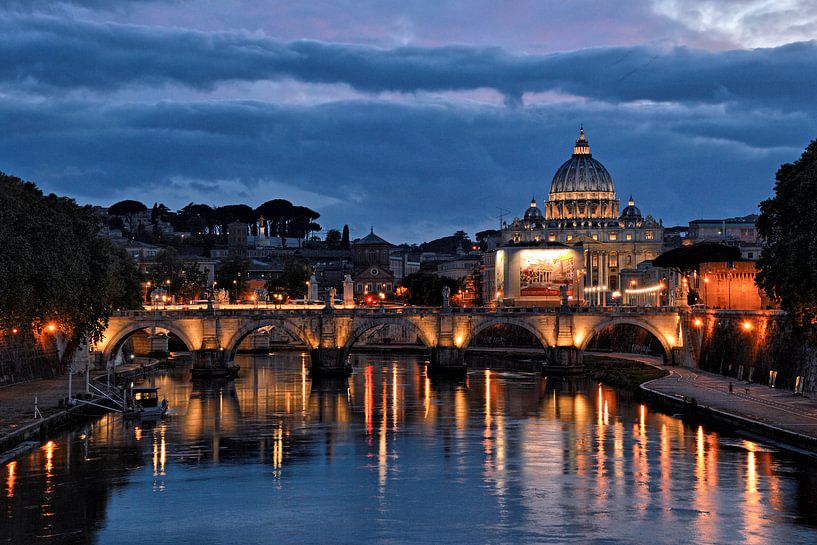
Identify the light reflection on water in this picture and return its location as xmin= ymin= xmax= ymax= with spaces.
xmin=2 ymin=352 xmax=817 ymax=545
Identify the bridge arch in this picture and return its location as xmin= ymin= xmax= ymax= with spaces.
xmin=342 ymin=316 xmax=435 ymax=355
xmin=578 ymin=317 xmax=673 ymax=362
xmin=460 ymin=317 xmax=549 ymax=351
xmin=101 ymin=321 xmax=197 ymax=362
xmin=223 ymin=318 xmax=317 ymax=361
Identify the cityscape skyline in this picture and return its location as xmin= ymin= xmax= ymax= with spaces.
xmin=1 ymin=1 xmax=816 ymax=243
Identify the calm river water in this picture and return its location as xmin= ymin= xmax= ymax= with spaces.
xmin=2 ymin=353 xmax=817 ymax=544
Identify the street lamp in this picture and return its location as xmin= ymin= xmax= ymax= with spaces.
xmin=703 ymin=276 xmax=710 ymax=308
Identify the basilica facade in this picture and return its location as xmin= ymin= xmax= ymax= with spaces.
xmin=497 ymin=129 xmax=663 ymax=306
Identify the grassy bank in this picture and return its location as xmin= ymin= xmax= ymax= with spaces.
xmin=583 ymin=355 xmax=668 ymax=390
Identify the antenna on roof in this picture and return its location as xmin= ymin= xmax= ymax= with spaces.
xmin=495 ymin=207 xmax=511 ymax=230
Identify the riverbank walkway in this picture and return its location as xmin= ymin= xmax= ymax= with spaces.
xmin=596 ymin=352 xmax=817 ymax=444
xmin=647 ymin=365 xmax=817 ymax=440
xmin=0 ymin=362 xmax=156 ymax=446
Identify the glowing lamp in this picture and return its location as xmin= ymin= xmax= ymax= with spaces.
xmin=693 ymin=318 xmax=703 ymax=327
xmin=742 ymin=321 xmax=753 ymax=331
xmin=46 ymin=323 xmax=56 ymax=333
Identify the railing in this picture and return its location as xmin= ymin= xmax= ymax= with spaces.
xmin=113 ymin=305 xmax=692 ymax=319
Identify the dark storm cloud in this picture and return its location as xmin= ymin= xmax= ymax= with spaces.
xmin=0 ymin=97 xmax=810 ymax=242
xmin=2 ymin=15 xmax=817 ymax=110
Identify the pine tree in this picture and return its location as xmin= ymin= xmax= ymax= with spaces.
xmin=341 ymin=224 xmax=350 ymax=249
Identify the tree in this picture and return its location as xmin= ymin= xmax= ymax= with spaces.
xmin=178 ymin=262 xmax=208 ymax=302
xmin=216 ymin=256 xmax=249 ymax=302
xmin=146 ymin=248 xmax=204 ymax=302
xmin=108 ymin=199 xmax=147 ymax=232
xmin=341 ymin=224 xmax=350 ymax=249
xmin=756 ymin=139 xmax=817 ymax=327
xmin=149 ymin=248 xmax=182 ymax=297
xmin=108 ymin=215 xmax=125 ymax=231
xmin=400 ymin=272 xmax=461 ymax=306
xmin=176 ymin=203 xmax=215 ymax=235
xmin=255 ymin=199 xmax=295 ymax=246
xmin=652 ymin=242 xmax=741 ymax=273
xmin=213 ymin=204 xmax=255 ymax=235
xmin=325 ymin=229 xmax=342 ymax=247
xmin=0 ymin=172 xmax=120 ymax=365
xmin=104 ymin=244 xmax=144 ymax=310
xmin=266 ymin=256 xmax=309 ymax=300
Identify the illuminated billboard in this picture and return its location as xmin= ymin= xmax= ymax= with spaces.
xmin=495 ymin=246 xmax=581 ymax=305
xmin=518 ymin=248 xmax=576 ymax=297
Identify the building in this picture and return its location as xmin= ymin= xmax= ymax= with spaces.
xmin=688 ymin=214 xmax=762 ymax=260
xmin=689 ymin=215 xmax=758 ymax=243
xmin=351 ymin=229 xmax=396 ymax=299
xmin=495 ymin=128 xmax=664 ymax=306
xmin=389 ymin=250 xmax=421 ymax=281
xmin=434 ymin=254 xmax=483 ymax=282
xmin=697 ymin=261 xmax=773 ymax=310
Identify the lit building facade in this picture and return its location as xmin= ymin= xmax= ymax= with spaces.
xmin=351 ymin=229 xmax=396 ymax=299
xmin=497 ymin=129 xmax=664 ymax=305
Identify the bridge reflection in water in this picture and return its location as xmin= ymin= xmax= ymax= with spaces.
xmin=2 ymin=353 xmax=817 ymax=545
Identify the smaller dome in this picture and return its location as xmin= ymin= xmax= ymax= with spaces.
xmin=620 ymin=195 xmax=642 ymax=221
xmin=523 ymin=197 xmax=543 ymax=220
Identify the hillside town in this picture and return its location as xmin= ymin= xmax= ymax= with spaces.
xmin=100 ymin=130 xmax=767 ymax=311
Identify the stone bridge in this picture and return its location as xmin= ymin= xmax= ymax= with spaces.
xmin=91 ymin=305 xmax=743 ymax=377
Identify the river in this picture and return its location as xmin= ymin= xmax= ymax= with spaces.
xmin=2 ymin=353 xmax=817 ymax=544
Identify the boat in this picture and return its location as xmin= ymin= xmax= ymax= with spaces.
xmin=125 ymin=386 xmax=168 ymax=420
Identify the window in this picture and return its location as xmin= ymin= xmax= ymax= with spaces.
xmin=548 ymin=233 xmax=556 ymax=242
xmin=748 ymin=252 xmax=754 ymax=259
xmin=610 ymin=254 xmax=618 ymax=268
xmin=609 ymin=231 xmax=618 ymax=241
xmin=626 ymin=255 xmax=632 ymax=265
xmin=591 ymin=234 xmax=598 ymax=240
xmin=646 ymin=230 xmax=654 ymax=240
xmin=625 ymin=233 xmax=633 ymax=241
xmin=533 ymin=235 xmax=540 ymax=242
xmin=566 ymin=234 xmax=573 ymax=241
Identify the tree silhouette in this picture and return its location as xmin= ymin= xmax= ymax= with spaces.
xmin=341 ymin=224 xmax=350 ymax=249
xmin=757 ymin=139 xmax=817 ymax=327
xmin=109 ymin=199 xmax=147 ymax=232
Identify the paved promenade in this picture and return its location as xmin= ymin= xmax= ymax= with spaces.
xmin=646 ymin=365 xmax=817 ymax=441
xmin=0 ymin=362 xmax=154 ymax=445
xmin=596 ymin=352 xmax=817 ymax=444
xmin=0 ymin=376 xmax=71 ymax=440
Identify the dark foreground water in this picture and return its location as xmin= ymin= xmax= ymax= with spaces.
xmin=3 ymin=353 xmax=817 ymax=545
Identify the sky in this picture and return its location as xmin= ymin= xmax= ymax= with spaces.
xmin=1 ymin=0 xmax=816 ymax=244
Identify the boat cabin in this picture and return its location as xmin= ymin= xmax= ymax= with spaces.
xmin=132 ymin=387 xmax=160 ymax=408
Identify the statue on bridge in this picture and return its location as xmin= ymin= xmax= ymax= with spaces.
xmin=442 ymin=285 xmax=450 ymax=308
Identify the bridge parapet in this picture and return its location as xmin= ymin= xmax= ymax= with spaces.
xmin=99 ymin=305 xmax=733 ymax=377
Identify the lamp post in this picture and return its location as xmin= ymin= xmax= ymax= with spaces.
xmin=703 ymin=276 xmax=709 ymax=308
